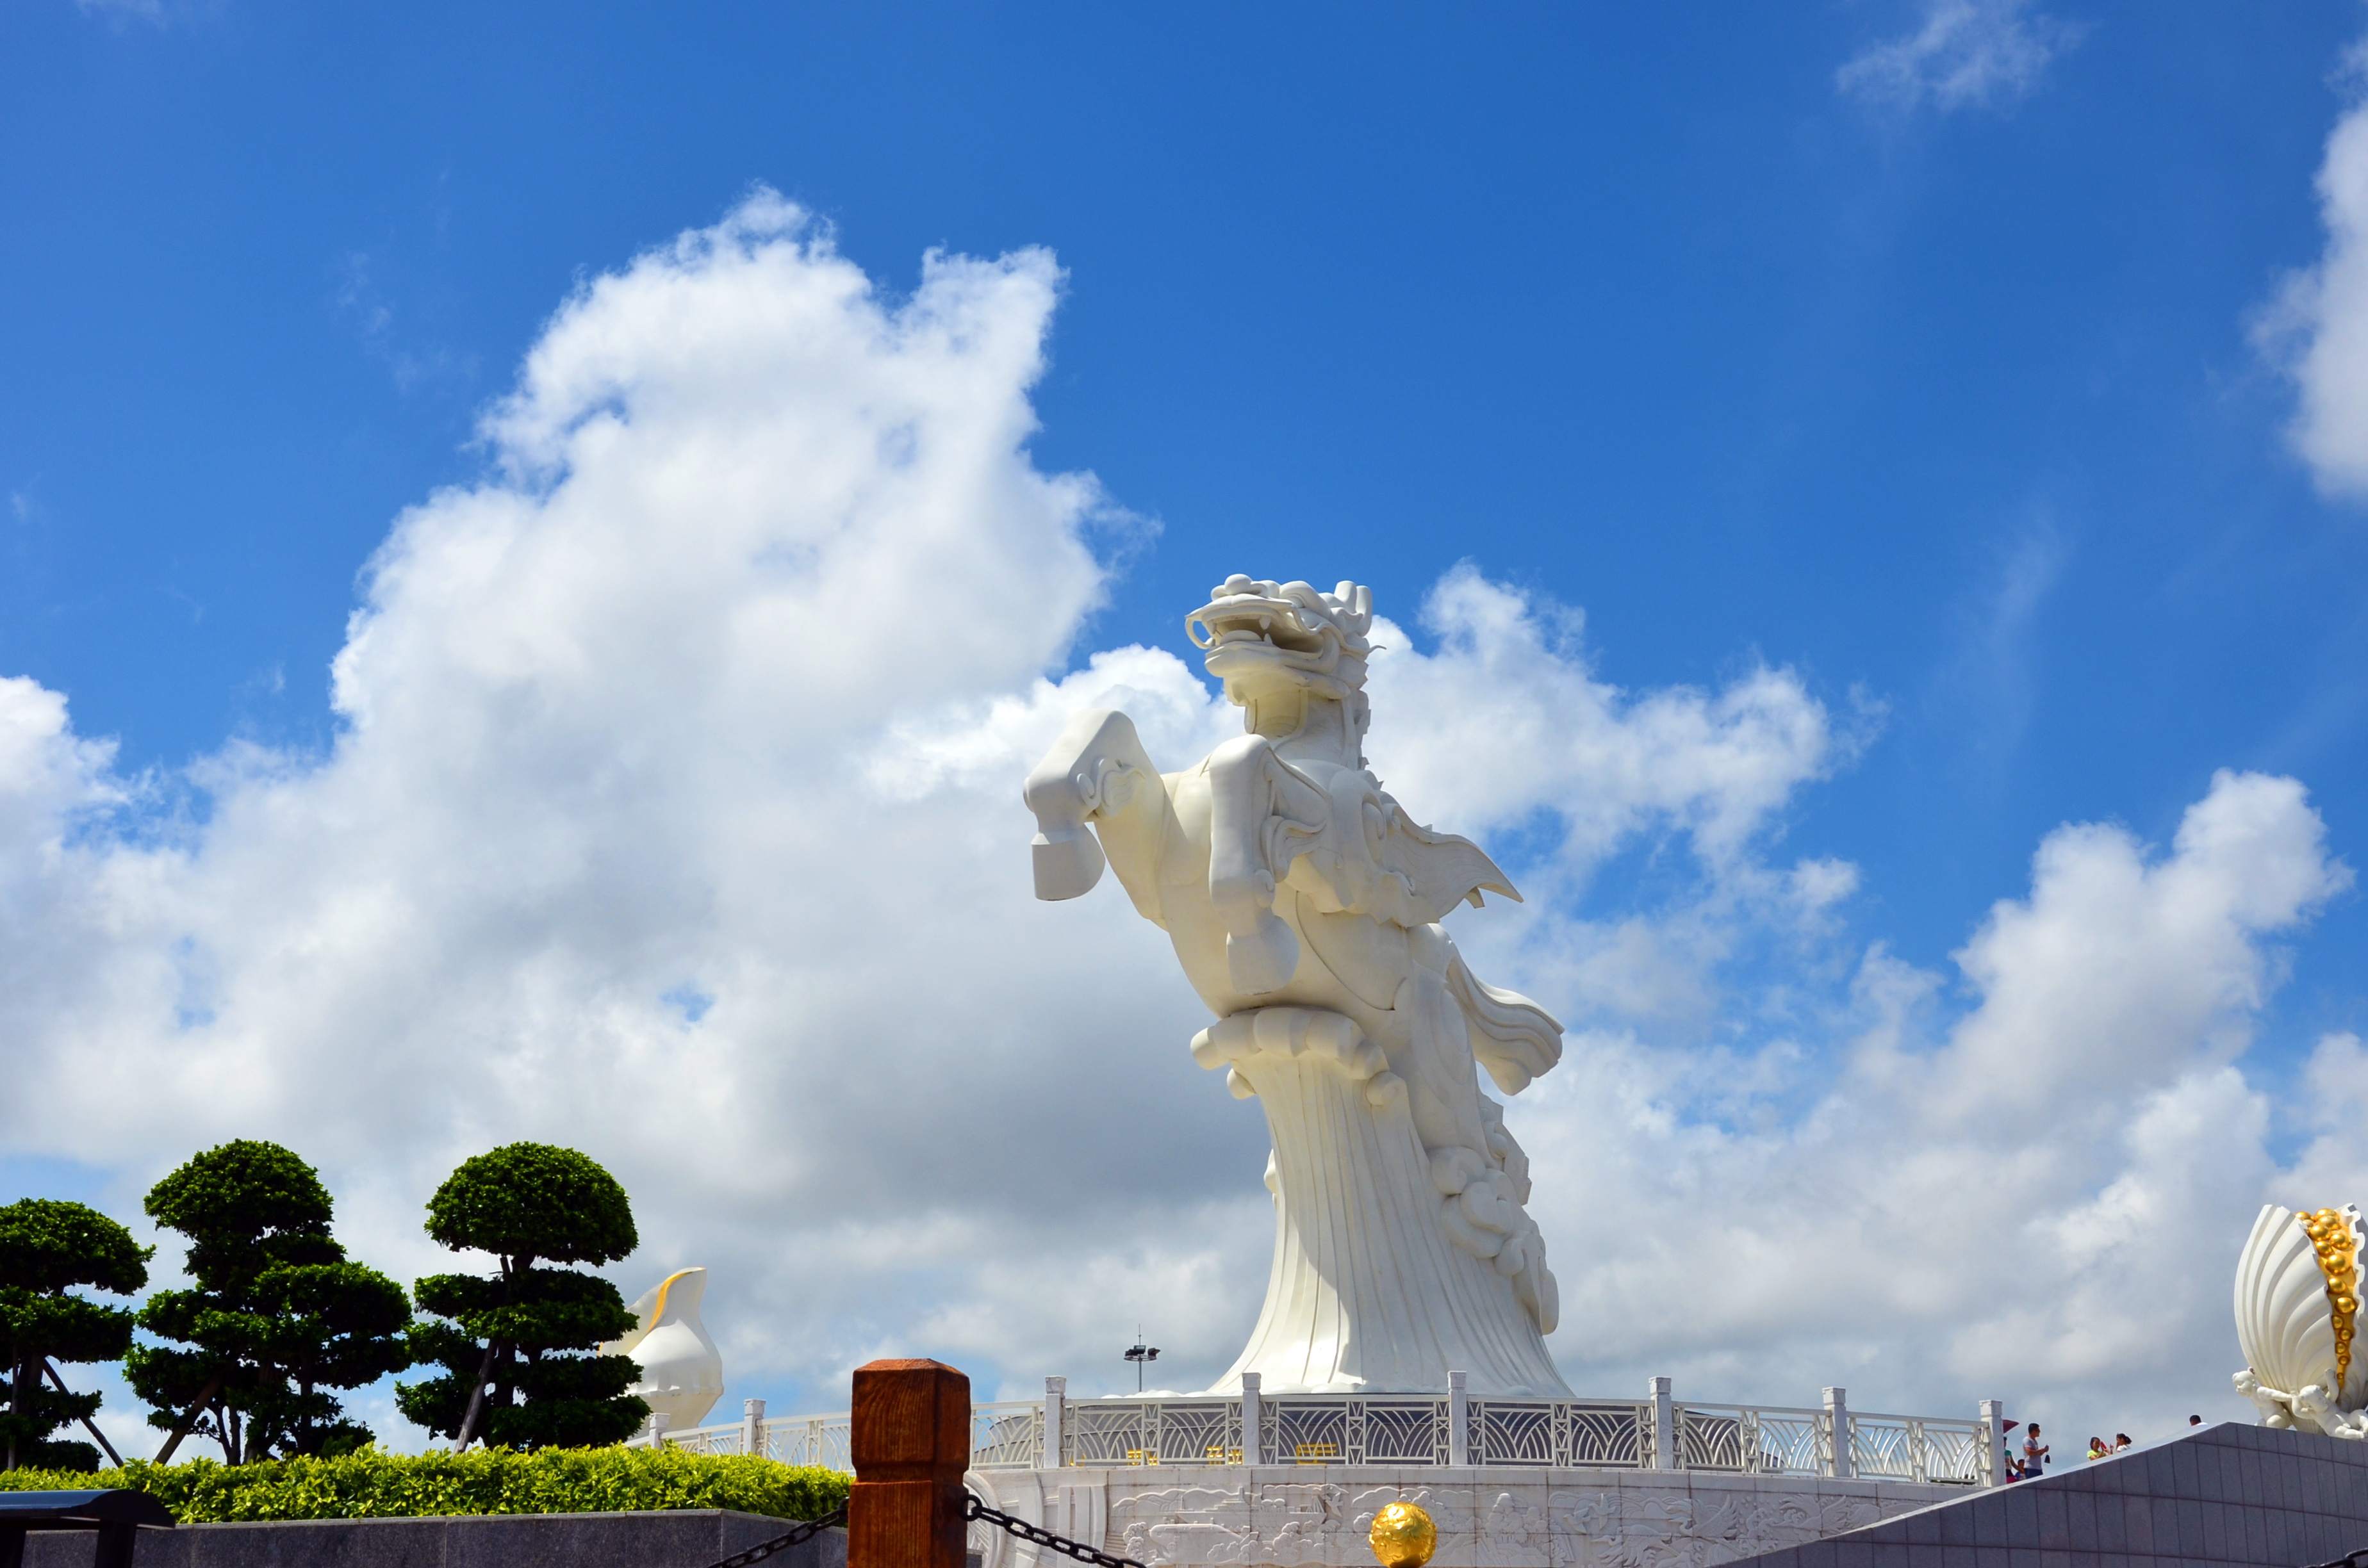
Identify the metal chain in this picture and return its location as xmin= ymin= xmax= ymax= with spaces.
xmin=704 ymin=1505 xmax=848 ymax=1568
xmin=699 ymin=1489 xmax=1140 ymax=1568
xmin=966 ymin=1491 xmax=1149 ymax=1568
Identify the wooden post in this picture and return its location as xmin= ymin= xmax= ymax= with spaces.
xmin=850 ymin=1359 xmax=970 ymax=1568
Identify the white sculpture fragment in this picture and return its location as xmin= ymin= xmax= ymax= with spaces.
xmin=1024 ymin=576 xmax=1571 ymax=1396
xmin=602 ymin=1266 xmax=726 ymax=1432
xmin=2233 ymin=1204 xmax=2368 ymax=1437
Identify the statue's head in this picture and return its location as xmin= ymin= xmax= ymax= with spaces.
xmin=1187 ymin=577 xmax=1374 ymax=725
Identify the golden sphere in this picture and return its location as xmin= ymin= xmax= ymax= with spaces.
xmin=1369 ymin=1501 xmax=1437 ymax=1568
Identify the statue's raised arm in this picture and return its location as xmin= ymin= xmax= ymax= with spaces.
xmin=1022 ymin=575 xmax=1572 ymax=1397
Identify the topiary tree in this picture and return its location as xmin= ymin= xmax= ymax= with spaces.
xmin=395 ymin=1143 xmax=646 ymax=1450
xmin=0 ymin=1198 xmax=151 ymax=1471
xmin=127 ymin=1140 xmax=411 ymax=1462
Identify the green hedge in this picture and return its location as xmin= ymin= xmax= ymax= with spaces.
xmin=0 ymin=1448 xmax=848 ymax=1523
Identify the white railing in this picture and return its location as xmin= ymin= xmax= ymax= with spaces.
xmin=970 ymin=1401 xmax=1047 ymax=1467
xmin=636 ymin=1383 xmax=1998 ymax=1487
xmin=628 ymin=1403 xmax=851 ymax=1471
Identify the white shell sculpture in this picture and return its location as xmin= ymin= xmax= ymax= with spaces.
xmin=602 ymin=1266 xmax=725 ymax=1432
xmin=2233 ymin=1204 xmax=2368 ymax=1438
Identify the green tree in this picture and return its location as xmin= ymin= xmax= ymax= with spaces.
xmin=0 ymin=1199 xmax=151 ymax=1471
xmin=395 ymin=1143 xmax=646 ymax=1450
xmin=127 ymin=1141 xmax=411 ymax=1462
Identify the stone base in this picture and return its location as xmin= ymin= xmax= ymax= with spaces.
xmin=22 ymin=1510 xmax=845 ymax=1568
xmin=965 ymin=1464 xmax=1969 ymax=1568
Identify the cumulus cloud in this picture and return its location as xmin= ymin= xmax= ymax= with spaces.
xmin=1362 ymin=568 xmax=1846 ymax=867
xmin=72 ymin=0 xmax=203 ymax=29
xmin=0 ymin=191 xmax=2353 ymax=1458
xmin=2257 ymin=44 xmax=2368 ymax=499
xmin=1836 ymin=0 xmax=2083 ymax=114
xmin=1520 ymin=769 xmax=2347 ymax=1426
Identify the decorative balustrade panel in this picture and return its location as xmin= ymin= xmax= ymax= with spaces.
xmin=762 ymin=1414 xmax=851 ymax=1472
xmin=1849 ymin=1412 xmax=1987 ymax=1486
xmin=1674 ymin=1405 xmax=1827 ymax=1475
xmin=1064 ymin=1398 xmax=1244 ymax=1466
xmin=1460 ymin=1401 xmax=1651 ymax=1467
xmin=973 ymin=1401 xmax=1046 ymax=1469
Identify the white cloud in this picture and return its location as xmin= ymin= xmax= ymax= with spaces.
xmin=72 ymin=0 xmax=186 ymax=28
xmin=1363 ymin=568 xmax=1846 ymax=867
xmin=1836 ymin=0 xmax=2083 ymax=114
xmin=2257 ymin=44 xmax=2368 ymax=499
xmin=1518 ymin=769 xmax=2346 ymax=1428
xmin=0 ymin=192 xmax=2355 ymax=1459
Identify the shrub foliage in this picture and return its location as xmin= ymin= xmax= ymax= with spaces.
xmin=0 ymin=1447 xmax=846 ymax=1523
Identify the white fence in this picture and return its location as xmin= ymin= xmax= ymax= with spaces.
xmin=637 ymin=1382 xmax=1999 ymax=1487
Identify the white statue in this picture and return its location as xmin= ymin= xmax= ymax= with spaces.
xmin=602 ymin=1266 xmax=726 ymax=1432
xmin=2233 ymin=1204 xmax=2368 ymax=1437
xmin=1024 ymin=576 xmax=1571 ymax=1396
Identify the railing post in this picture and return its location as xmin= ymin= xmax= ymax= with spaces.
xmin=1979 ymin=1399 xmax=2005 ymax=1489
xmin=850 ymin=1359 xmax=970 ymax=1568
xmin=1239 ymin=1373 xmax=1262 ymax=1466
xmin=743 ymin=1398 xmax=765 ymax=1457
xmin=1044 ymin=1376 xmax=1065 ymax=1469
xmin=650 ymin=1409 xmax=670 ymax=1448
xmin=1447 ymin=1370 xmax=1469 ymax=1466
xmin=1823 ymin=1387 xmax=1851 ymax=1480
xmin=1649 ymin=1376 xmax=1674 ymax=1471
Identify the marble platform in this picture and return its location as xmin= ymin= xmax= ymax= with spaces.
xmin=966 ymin=1463 xmax=1967 ymax=1568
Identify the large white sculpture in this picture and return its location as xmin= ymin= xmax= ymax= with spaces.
xmin=1024 ymin=576 xmax=1570 ymax=1396
xmin=2233 ymin=1204 xmax=2368 ymax=1437
xmin=602 ymin=1266 xmax=726 ymax=1432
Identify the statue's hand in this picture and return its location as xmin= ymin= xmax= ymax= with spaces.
xmin=1032 ymin=826 xmax=1108 ymax=901
xmin=1226 ymin=913 xmax=1301 ymax=994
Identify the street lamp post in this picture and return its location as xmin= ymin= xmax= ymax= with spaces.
xmin=1124 ymin=1339 xmax=1160 ymax=1393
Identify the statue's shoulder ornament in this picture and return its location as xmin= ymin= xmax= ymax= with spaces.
xmin=1281 ymin=765 xmax=1520 ymax=929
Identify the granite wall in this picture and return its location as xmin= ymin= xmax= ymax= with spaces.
xmin=20 ymin=1509 xmax=844 ymax=1568
xmin=1723 ymin=1420 xmax=2368 ymax=1568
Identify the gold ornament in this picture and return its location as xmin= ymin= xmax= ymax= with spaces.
xmin=1369 ymin=1501 xmax=1437 ymax=1568
xmin=2299 ymin=1207 xmax=2362 ymax=1391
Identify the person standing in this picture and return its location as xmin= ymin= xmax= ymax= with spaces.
xmin=2023 ymin=1423 xmax=2050 ymax=1477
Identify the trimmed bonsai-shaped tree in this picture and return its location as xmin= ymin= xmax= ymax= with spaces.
xmin=395 ymin=1143 xmax=647 ymax=1450
xmin=0 ymin=1198 xmax=151 ymax=1471
xmin=128 ymin=1140 xmax=411 ymax=1462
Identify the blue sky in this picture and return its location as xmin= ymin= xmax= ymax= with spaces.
xmin=6 ymin=0 xmax=2368 ymax=1450
xmin=9 ymin=2 xmax=2364 ymax=1009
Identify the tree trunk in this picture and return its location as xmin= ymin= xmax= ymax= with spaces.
xmin=452 ymin=1339 xmax=501 ymax=1450
xmin=454 ymin=1255 xmax=519 ymax=1451
xmin=42 ymin=1361 xmax=122 ymax=1469
xmin=8 ymin=1352 xmax=29 ymax=1471
xmin=152 ymin=1376 xmax=225 ymax=1465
